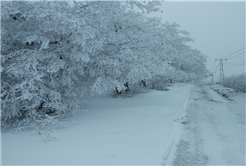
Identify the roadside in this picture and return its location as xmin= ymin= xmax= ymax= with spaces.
xmin=2 ymin=84 xmax=192 ymax=165
xmin=171 ymin=85 xmax=245 ymax=165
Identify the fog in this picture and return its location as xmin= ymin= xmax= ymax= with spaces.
xmin=150 ymin=1 xmax=245 ymax=81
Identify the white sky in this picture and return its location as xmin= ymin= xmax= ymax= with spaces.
xmin=149 ymin=1 xmax=245 ymax=81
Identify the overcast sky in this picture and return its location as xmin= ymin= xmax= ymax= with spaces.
xmin=150 ymin=1 xmax=245 ymax=81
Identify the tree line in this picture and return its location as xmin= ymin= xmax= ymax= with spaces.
xmin=1 ymin=1 xmax=208 ymax=128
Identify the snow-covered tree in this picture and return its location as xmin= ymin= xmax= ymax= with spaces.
xmin=1 ymin=1 xmax=96 ymax=127
xmin=1 ymin=1 xmax=208 ymax=128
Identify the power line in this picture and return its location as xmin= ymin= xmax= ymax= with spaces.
xmin=210 ymin=72 xmax=214 ymax=85
xmin=225 ymin=62 xmax=245 ymax=65
xmin=224 ymin=64 xmax=245 ymax=67
xmin=226 ymin=51 xmax=246 ymax=59
xmin=226 ymin=58 xmax=245 ymax=63
xmin=225 ymin=59 xmax=245 ymax=65
xmin=224 ymin=60 xmax=245 ymax=65
xmin=224 ymin=61 xmax=245 ymax=65
xmin=210 ymin=61 xmax=217 ymax=72
xmin=213 ymin=63 xmax=220 ymax=72
xmin=212 ymin=63 xmax=220 ymax=73
xmin=222 ymin=49 xmax=245 ymax=67
xmin=220 ymin=47 xmax=246 ymax=59
xmin=228 ymin=55 xmax=245 ymax=60
xmin=210 ymin=48 xmax=245 ymax=83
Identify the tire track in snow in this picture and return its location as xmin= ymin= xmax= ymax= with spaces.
xmin=171 ymin=86 xmax=208 ymax=166
xmin=163 ymin=85 xmax=244 ymax=166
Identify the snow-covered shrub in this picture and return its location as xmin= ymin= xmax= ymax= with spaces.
xmin=149 ymin=79 xmax=171 ymax=91
xmin=223 ymin=74 xmax=246 ymax=93
xmin=125 ymin=81 xmax=148 ymax=94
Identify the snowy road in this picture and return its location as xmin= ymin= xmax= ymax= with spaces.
xmin=172 ymin=85 xmax=245 ymax=165
xmin=1 ymin=84 xmax=245 ymax=165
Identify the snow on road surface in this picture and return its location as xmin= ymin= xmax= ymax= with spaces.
xmin=1 ymin=84 xmax=192 ymax=165
xmin=172 ymin=85 xmax=245 ymax=166
xmin=1 ymin=84 xmax=245 ymax=165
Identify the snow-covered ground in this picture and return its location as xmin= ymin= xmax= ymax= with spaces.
xmin=172 ymin=85 xmax=245 ymax=165
xmin=1 ymin=84 xmax=245 ymax=165
xmin=1 ymin=84 xmax=192 ymax=165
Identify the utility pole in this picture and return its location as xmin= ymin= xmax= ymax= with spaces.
xmin=215 ymin=58 xmax=227 ymax=84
